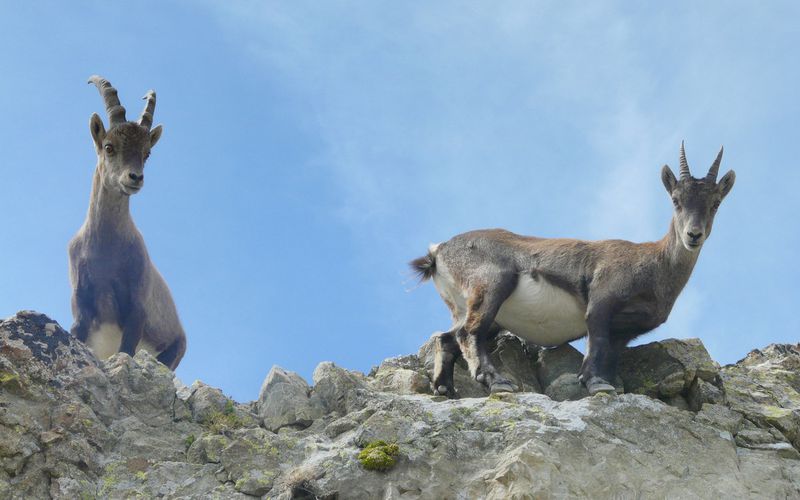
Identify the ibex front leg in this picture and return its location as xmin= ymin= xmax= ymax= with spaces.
xmin=457 ymin=278 xmax=517 ymax=393
xmin=118 ymin=302 xmax=145 ymax=356
xmin=579 ymin=301 xmax=618 ymax=395
xmin=69 ymin=262 xmax=95 ymax=343
xmin=70 ymin=285 xmax=95 ymax=343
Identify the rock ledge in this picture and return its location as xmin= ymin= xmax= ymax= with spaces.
xmin=1 ymin=311 xmax=799 ymax=499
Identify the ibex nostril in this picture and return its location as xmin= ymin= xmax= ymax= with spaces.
xmin=687 ymin=231 xmax=702 ymax=241
xmin=128 ymin=173 xmax=143 ymax=182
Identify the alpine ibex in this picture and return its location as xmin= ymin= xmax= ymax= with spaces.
xmin=411 ymin=144 xmax=735 ymax=396
xmin=68 ymin=76 xmax=186 ymax=370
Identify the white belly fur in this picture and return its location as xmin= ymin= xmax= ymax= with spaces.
xmin=433 ymin=265 xmax=587 ymax=347
xmin=86 ymin=323 xmax=160 ymax=361
xmin=495 ymin=275 xmax=587 ymax=346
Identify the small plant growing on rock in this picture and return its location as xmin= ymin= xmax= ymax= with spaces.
xmin=204 ymin=399 xmax=249 ymax=434
xmin=184 ymin=434 xmax=196 ymax=450
xmin=358 ymin=440 xmax=400 ymax=472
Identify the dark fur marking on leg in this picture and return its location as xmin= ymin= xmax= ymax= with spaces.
xmin=433 ymin=331 xmax=461 ymax=398
xmin=157 ymin=336 xmax=185 ymax=370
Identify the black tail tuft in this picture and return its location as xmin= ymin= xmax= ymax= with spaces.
xmin=410 ymin=252 xmax=436 ymax=282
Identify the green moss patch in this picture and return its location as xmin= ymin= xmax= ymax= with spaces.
xmin=184 ymin=434 xmax=196 ymax=450
xmin=358 ymin=440 xmax=400 ymax=472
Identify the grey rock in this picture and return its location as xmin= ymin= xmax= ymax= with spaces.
xmin=220 ymin=428 xmax=283 ymax=496
xmin=736 ymin=427 xmax=784 ymax=447
xmin=688 ymin=376 xmax=725 ymax=411
xmin=695 ymin=403 xmax=744 ymax=434
xmin=488 ymin=332 xmax=541 ymax=393
xmin=2 ymin=311 xmax=800 ymax=499
xmin=105 ymin=350 xmax=179 ymax=426
xmin=544 ymin=373 xmax=589 ymax=401
xmin=258 ymin=365 xmax=322 ymax=432
xmin=619 ymin=338 xmax=722 ymax=403
xmin=370 ymin=366 xmax=431 ymax=395
xmin=324 ymin=408 xmax=376 ymax=438
xmin=418 ymin=331 xmax=540 ymax=397
xmin=664 ymin=394 xmax=690 ymax=411
xmin=174 ymin=377 xmax=194 ymax=401
xmin=372 ymin=354 xmax=424 ymax=373
xmin=187 ymin=433 xmax=230 ymax=464
xmin=537 ymin=343 xmax=584 ymax=390
xmin=310 ymin=361 xmax=369 ymax=414
xmin=722 ymin=344 xmax=800 ymax=452
xmin=187 ymin=381 xmax=230 ymax=423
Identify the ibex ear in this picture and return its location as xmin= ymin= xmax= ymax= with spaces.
xmin=661 ymin=164 xmax=678 ymax=194
xmin=89 ymin=113 xmax=106 ymax=151
xmin=149 ymin=124 xmax=163 ymax=148
xmin=718 ymin=170 xmax=735 ymax=199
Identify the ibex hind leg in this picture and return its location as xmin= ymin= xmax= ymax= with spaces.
xmin=156 ymin=336 xmax=186 ymax=371
xmin=433 ymin=331 xmax=461 ymax=398
xmin=457 ymin=277 xmax=518 ymax=393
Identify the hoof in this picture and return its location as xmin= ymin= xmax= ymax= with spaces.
xmin=585 ymin=376 xmax=615 ymax=395
xmin=434 ymin=385 xmax=458 ymax=399
xmin=490 ymin=381 xmax=515 ymax=394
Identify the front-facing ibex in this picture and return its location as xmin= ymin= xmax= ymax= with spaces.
xmin=412 ymin=144 xmax=735 ymax=397
xmin=68 ymin=76 xmax=186 ymax=370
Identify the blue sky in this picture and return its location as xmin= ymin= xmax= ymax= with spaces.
xmin=1 ymin=2 xmax=798 ymax=401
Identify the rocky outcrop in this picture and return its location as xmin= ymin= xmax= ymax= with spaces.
xmin=1 ymin=311 xmax=799 ymax=499
xmin=258 ymin=367 xmax=321 ymax=432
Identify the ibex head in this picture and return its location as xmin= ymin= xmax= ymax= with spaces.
xmin=88 ymin=76 xmax=163 ymax=196
xmin=661 ymin=142 xmax=735 ymax=252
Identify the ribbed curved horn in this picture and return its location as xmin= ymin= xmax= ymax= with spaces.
xmin=706 ymin=146 xmax=724 ymax=183
xmin=679 ymin=140 xmax=691 ymax=180
xmin=139 ymin=90 xmax=156 ymax=130
xmin=88 ymin=75 xmax=127 ymax=127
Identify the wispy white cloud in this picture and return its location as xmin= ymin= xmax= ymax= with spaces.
xmin=199 ymin=2 xmax=799 ymax=361
xmin=204 ymin=3 xmax=676 ymax=239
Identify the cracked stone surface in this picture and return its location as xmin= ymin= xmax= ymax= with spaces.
xmin=1 ymin=311 xmax=799 ymax=499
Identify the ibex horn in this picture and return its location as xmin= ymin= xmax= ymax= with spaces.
xmin=679 ymin=140 xmax=691 ymax=180
xmin=139 ymin=90 xmax=156 ymax=131
xmin=88 ymin=75 xmax=127 ymax=127
xmin=706 ymin=146 xmax=723 ymax=183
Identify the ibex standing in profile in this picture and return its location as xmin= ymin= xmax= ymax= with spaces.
xmin=412 ymin=144 xmax=735 ymax=396
xmin=68 ymin=76 xmax=186 ymax=370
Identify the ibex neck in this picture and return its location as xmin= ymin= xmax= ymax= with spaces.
xmin=85 ymin=163 xmax=133 ymax=235
xmin=657 ymin=218 xmax=700 ymax=293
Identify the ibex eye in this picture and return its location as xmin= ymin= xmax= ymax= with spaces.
xmin=104 ymin=144 xmax=114 ymax=154
xmin=672 ymin=197 xmax=680 ymax=208
xmin=712 ymin=201 xmax=720 ymax=211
